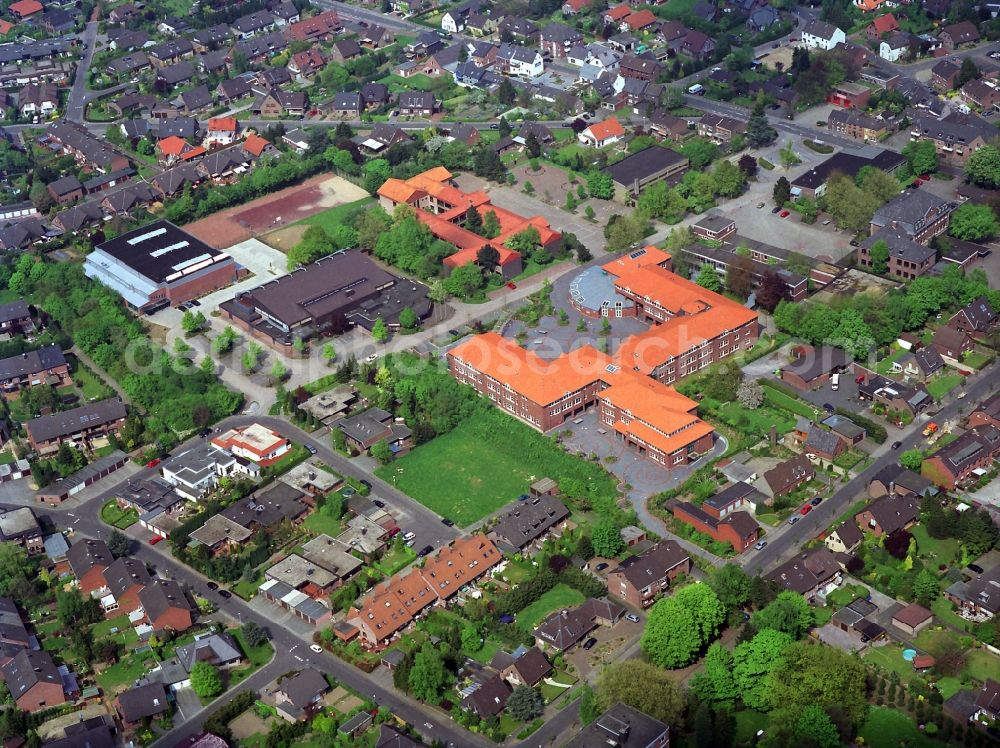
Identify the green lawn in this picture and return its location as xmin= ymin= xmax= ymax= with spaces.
xmin=836 ymin=498 xmax=868 ymax=526
xmin=931 ymin=596 xmax=972 ymax=633
xmin=0 ymin=452 xmax=14 ymax=465
xmin=516 ymin=584 xmax=585 ymax=632
xmin=963 ymin=649 xmax=1000 ymax=682
xmin=733 ymin=710 xmax=768 ymax=746
xmin=876 ymin=346 xmax=909 ymax=376
xmin=467 ymin=637 xmax=502 ymax=664
xmin=863 ymin=644 xmax=916 ymax=682
xmin=232 ymin=579 xmax=260 ymax=601
xmin=756 ymin=513 xmax=779 ymax=526
xmin=91 ymin=615 xmax=131 ymax=639
xmin=657 ymin=0 xmax=700 ymax=19
xmin=231 ymin=628 xmax=274 ymax=668
xmin=296 ymin=197 xmax=375 ymax=233
xmin=539 ymin=669 xmax=577 ymax=703
xmin=376 ymin=411 xmax=614 ymax=526
xmin=962 ymin=351 xmax=993 ymax=369
xmin=910 ymin=524 xmax=961 ymax=567
xmin=100 ymin=500 xmax=138 ymax=529
xmin=71 ymin=362 xmax=114 ymax=400
xmin=375 ymin=545 xmax=417 ymax=576
xmin=926 ymin=374 xmax=963 ymax=399
xmin=376 ymin=73 xmax=437 ymax=92
xmin=859 ymin=707 xmax=949 ymax=748
xmin=761 ymin=386 xmax=818 ymax=419
xmin=303 ymin=512 xmax=345 ymax=538
xmin=97 ymin=651 xmax=159 ymax=692
xmin=703 ymin=398 xmax=796 ymax=437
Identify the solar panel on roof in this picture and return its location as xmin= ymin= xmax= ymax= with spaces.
xmin=628 ymin=248 xmax=647 ymax=259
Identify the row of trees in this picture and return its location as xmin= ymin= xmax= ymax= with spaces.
xmin=773 ymin=265 xmax=999 ymax=357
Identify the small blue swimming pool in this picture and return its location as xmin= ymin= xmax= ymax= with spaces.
xmin=902 ymin=648 xmax=917 ymax=662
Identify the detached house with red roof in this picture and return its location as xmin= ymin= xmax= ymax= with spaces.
xmin=377 ymin=167 xmax=561 ymax=279
xmin=205 ymin=117 xmax=238 ymax=147
xmin=8 ymin=0 xmax=42 ymax=20
xmin=157 ymin=136 xmax=204 ymax=165
xmin=578 ymin=117 xmax=625 ymax=147
xmin=561 ymin=0 xmax=592 ymax=14
xmin=623 ymin=9 xmax=657 ymax=32
xmin=866 ymin=14 xmax=899 ymax=40
xmin=212 ymin=423 xmax=290 ymax=467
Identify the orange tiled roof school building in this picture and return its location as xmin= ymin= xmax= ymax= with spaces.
xmin=448 ymin=266 xmax=758 ymax=467
xmin=377 ymin=167 xmax=561 ymax=280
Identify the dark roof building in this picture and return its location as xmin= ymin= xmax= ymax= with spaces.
xmin=487 ymin=495 xmax=569 ymax=553
xmin=219 ymin=250 xmax=430 ymax=352
xmin=791 ymin=148 xmax=906 ymax=197
xmin=574 ymin=703 xmax=670 ymax=748
xmin=26 ymin=398 xmax=127 ymax=451
xmin=84 ymin=220 xmax=239 ymax=313
xmin=116 ymin=682 xmax=169 ymax=723
xmin=767 ymin=548 xmax=842 ymax=597
xmin=461 ymin=674 xmax=511 ymax=717
xmin=601 ymin=146 xmax=688 ymax=202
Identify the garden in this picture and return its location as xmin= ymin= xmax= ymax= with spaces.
xmin=100 ymin=500 xmax=138 ymax=530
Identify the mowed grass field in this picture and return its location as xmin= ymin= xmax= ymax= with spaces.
xmin=376 ymin=423 xmax=531 ymax=526
xmin=378 ymin=409 xmax=617 ymax=526
xmin=516 ymin=584 xmax=585 ymax=631
xmin=295 ymin=197 xmax=375 ymax=233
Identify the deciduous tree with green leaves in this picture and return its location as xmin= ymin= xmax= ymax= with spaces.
xmin=641 ymin=584 xmax=725 ymax=668
xmin=751 ymin=590 xmax=814 ymax=639
xmin=696 ymin=263 xmax=722 ymax=293
xmin=592 ymin=520 xmax=624 ymax=558
xmin=595 ymin=661 xmax=685 ymax=726
xmin=408 ymin=643 xmax=450 ymax=702
xmin=732 ymin=628 xmax=793 ymax=710
xmin=869 ymin=239 xmax=889 ymax=275
xmin=370 ymin=439 xmax=393 ymax=465
xmin=899 ymin=449 xmax=924 ymax=471
xmin=190 ymin=662 xmax=223 ymax=698
xmin=965 ymin=145 xmax=1000 ymax=189
xmin=372 ymin=317 xmax=389 ymax=343
xmin=950 ymin=202 xmax=1000 ymax=242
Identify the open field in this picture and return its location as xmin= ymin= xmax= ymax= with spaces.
xmin=377 ymin=411 xmax=617 ymax=526
xmin=516 ymin=584 xmax=585 ymax=632
xmin=184 ymin=174 xmax=369 ymax=248
xmin=858 ymin=708 xmax=948 ymax=748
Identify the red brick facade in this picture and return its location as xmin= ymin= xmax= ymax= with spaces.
xmin=14 ymin=681 xmax=65 ymax=712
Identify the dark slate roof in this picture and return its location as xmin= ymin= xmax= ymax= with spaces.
xmin=462 ymin=674 xmax=511 ymax=717
xmin=861 ymin=493 xmax=919 ymax=535
xmin=792 ymin=148 xmax=906 ymax=190
xmin=574 ymin=704 xmax=669 ymax=748
xmin=955 ymin=296 xmax=997 ymax=332
xmin=805 ymin=426 xmax=843 ymax=455
xmin=611 ymin=541 xmax=689 ymax=590
xmin=137 ymin=579 xmax=192 ymax=622
xmin=104 ymin=556 xmax=152 ymax=599
xmin=333 ymin=91 xmax=363 ymax=110
xmin=0 ymin=299 xmax=28 ymax=324
xmin=278 ymin=667 xmax=328 ymax=711
xmin=767 ymin=548 xmax=841 ymax=594
xmin=602 ymin=145 xmax=687 ymax=186
xmin=181 ymin=85 xmax=213 ymax=111
xmin=830 ymin=520 xmax=863 ymax=549
xmin=94 ymin=220 xmax=221 ymax=283
xmin=704 ymin=481 xmax=758 ymax=512
xmin=28 ymin=398 xmax=126 ymax=447
xmin=804 ymin=19 xmax=841 ymax=40
xmin=65 ymin=538 xmax=113 ymax=579
xmin=2 ymin=649 xmax=62 ymax=701
xmin=541 ymin=22 xmax=583 ymax=42
xmin=48 ymin=175 xmax=82 ymax=197
xmin=763 ymin=453 xmax=814 ymax=495
xmin=157 ymin=61 xmax=196 ymax=85
xmin=488 ymin=495 xmax=569 ymax=550
xmin=117 ymin=682 xmax=168 ymax=722
xmin=0 ymin=344 xmax=65 ymax=381
xmin=782 ymin=345 xmax=850 ymax=381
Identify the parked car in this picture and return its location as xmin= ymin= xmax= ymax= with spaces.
xmin=891 ymin=441 xmax=902 ymax=450
xmin=305 ymin=444 xmax=317 ymax=455
xmin=360 ymin=479 xmax=372 ymax=490
xmin=418 ymin=545 xmax=434 ymax=557
xmin=441 ymin=518 xmax=454 ymax=527
xmin=149 ymin=535 xmax=163 ymax=545
xmin=625 ymin=613 xmax=640 ymax=623
xmin=771 ymin=206 xmax=782 ymax=214
xmin=199 ymin=428 xmax=212 ymax=438
xmin=310 ymin=644 xmax=324 ymax=653
xmin=366 ymin=353 xmax=378 ymax=362
xmin=146 ymin=458 xmax=161 ymax=468
xmin=788 ymin=515 xmax=800 ymax=525
xmin=800 ymin=505 xmax=812 ymax=515
xmin=386 ymin=526 xmax=401 ymax=537
xmin=518 ymin=494 xmax=531 ymax=501
xmin=403 ymin=531 xmax=416 ymax=541
xmin=207 ymin=582 xmax=219 ymax=591
xmin=855 ymin=374 xmax=865 ymax=384
xmin=823 ymin=403 xmax=834 ymax=413
xmin=757 ymin=202 xmax=765 ymax=208
xmin=506 ymin=281 xmax=517 ymax=289
xmin=372 ymin=499 xmax=386 ymax=508
xmin=595 ymin=562 xmax=609 ymax=571
xmin=582 ymin=637 xmax=598 ymax=650
xmin=968 ymin=564 xmax=985 ymax=574
xmin=218 ymin=590 xmax=232 ymax=599
xmin=780 ymin=210 xmax=790 ymax=218
xmin=810 ymin=496 xmax=823 ymax=506
xmin=754 ymin=540 xmax=767 ymax=550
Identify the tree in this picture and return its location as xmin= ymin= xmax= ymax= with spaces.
xmin=746 ymin=95 xmax=777 ymax=147
xmin=190 ymin=662 xmax=223 ymax=698
xmin=713 ymin=160 xmax=746 ymax=198
xmin=181 ymin=310 xmax=207 ymax=335
xmin=791 ymin=705 xmax=842 ymax=748
xmin=902 ymin=139 xmax=938 ymax=175
xmin=642 ymin=584 xmax=725 ymax=668
xmin=869 ymin=239 xmax=889 ymax=275
xmin=592 ymin=520 xmax=624 ymax=558
xmin=269 ymin=359 xmax=287 ymax=384
xmin=831 ymin=309 xmax=875 ymax=359
xmin=736 ymin=380 xmax=764 ymax=410
xmin=398 ymin=307 xmax=418 ymax=330
xmin=241 ymin=620 xmax=269 ymax=648
xmin=524 ymin=133 xmax=542 ymax=159
xmin=444 ymin=263 xmax=484 ymax=298
xmin=899 ymin=449 xmax=924 ymax=471
xmin=779 ymin=141 xmax=801 ymax=170
xmin=725 ymin=255 xmax=755 ymax=300
xmin=858 ymin=167 xmax=902 ymax=204
xmin=751 ymin=591 xmax=814 ymax=639
xmin=370 ymin=439 xmax=393 ymax=465
xmin=465 ymin=205 xmax=483 ymax=234
xmin=957 ymin=57 xmax=979 ymax=88
xmin=773 ymin=176 xmax=791 ymax=207
xmin=696 ymin=263 xmax=722 ymax=292
xmin=766 ymin=642 xmax=869 ymax=728
xmin=914 ymin=568 xmax=940 ymax=606
xmin=708 ymin=564 xmax=751 ymax=611
xmin=965 ymin=145 xmax=1000 ymax=189
xmin=483 ymin=210 xmax=501 ymax=238
xmin=497 ymin=79 xmax=516 ymax=105
xmin=107 ymin=530 xmax=131 ymax=558
xmin=363 ymin=158 xmax=393 ymax=194
xmin=372 ymin=317 xmax=388 ymax=343
xmin=680 ymin=138 xmax=719 ymax=170
xmin=950 ymin=202 xmax=1000 ymax=242
xmin=595 ymin=661 xmax=685 ymax=726
xmin=587 ymin=170 xmax=614 ymax=200
xmin=408 ymin=643 xmax=449 ymax=702
xmin=739 ymin=155 xmax=759 ymax=179
xmin=732 ymin=629 xmax=793 ymax=710
xmin=506 ymin=227 xmax=541 ymax=253
xmin=322 ymin=343 xmax=336 ymax=365
xmin=691 ymin=642 xmax=738 ymax=704
xmin=757 ymin=270 xmax=790 ymax=312
xmin=506 ymin=686 xmax=544 ymax=721
xmin=476 ymin=244 xmax=500 ymax=270
xmin=0 ymin=544 xmax=33 ymax=598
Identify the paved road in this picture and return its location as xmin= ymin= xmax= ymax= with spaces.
xmin=65 ymin=20 xmax=98 ymax=122
xmin=743 ymin=361 xmax=998 ymax=576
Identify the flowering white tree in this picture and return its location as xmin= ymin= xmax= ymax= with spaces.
xmin=736 ymin=381 xmax=764 ymax=410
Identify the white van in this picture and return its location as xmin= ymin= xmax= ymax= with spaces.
xmin=687 ymin=83 xmax=705 ymax=95
xmin=831 ymin=373 xmax=840 ymax=391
